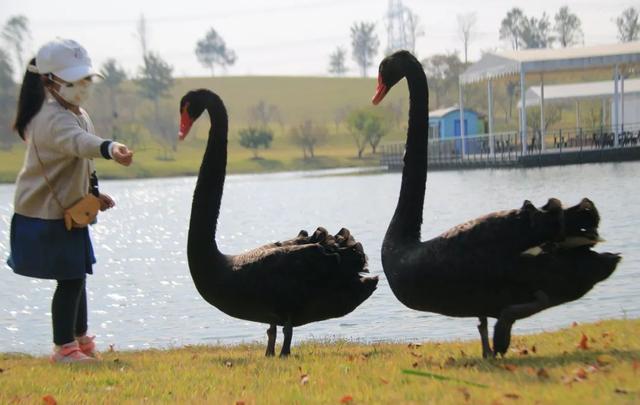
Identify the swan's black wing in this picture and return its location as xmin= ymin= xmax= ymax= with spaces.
xmin=227 ymin=227 xmax=377 ymax=326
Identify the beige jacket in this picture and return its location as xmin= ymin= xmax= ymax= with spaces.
xmin=14 ymin=97 xmax=108 ymax=219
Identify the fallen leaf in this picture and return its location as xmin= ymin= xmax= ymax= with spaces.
xmin=412 ymin=361 xmax=418 ymax=368
xmin=614 ymin=388 xmax=629 ymax=395
xmin=574 ymin=368 xmax=588 ymax=380
xmin=577 ymin=333 xmax=589 ymax=350
xmin=300 ymin=374 xmax=309 ymax=385
xmin=504 ymin=393 xmax=520 ymax=399
xmin=503 ymin=364 xmax=518 ymax=372
xmin=632 ymin=360 xmax=639 ymax=373
xmin=531 ymin=345 xmax=537 ymax=354
xmin=42 ymin=395 xmax=57 ymax=405
xmin=379 ymin=378 xmax=389 ymax=385
xmin=224 ymin=361 xmax=233 ymax=368
xmin=457 ymin=387 xmax=471 ymax=401
xmin=235 ymin=401 xmax=245 ymax=405
xmin=0 ymin=368 xmax=4 ymax=373
xmin=537 ymin=368 xmax=550 ymax=379
xmin=340 ymin=395 xmax=353 ymax=403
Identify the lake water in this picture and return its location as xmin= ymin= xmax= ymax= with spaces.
xmin=1 ymin=163 xmax=639 ymax=355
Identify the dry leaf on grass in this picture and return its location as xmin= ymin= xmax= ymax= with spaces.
xmin=300 ymin=374 xmax=309 ymax=385
xmin=340 ymin=395 xmax=353 ymax=403
xmin=614 ymin=388 xmax=629 ymax=395
xmin=458 ymin=387 xmax=471 ymax=401
xmin=42 ymin=395 xmax=57 ymax=405
xmin=577 ymin=333 xmax=589 ymax=350
xmin=235 ymin=401 xmax=245 ymax=405
xmin=224 ymin=361 xmax=233 ymax=368
xmin=502 ymin=364 xmax=518 ymax=372
xmin=504 ymin=393 xmax=520 ymax=399
xmin=379 ymin=378 xmax=389 ymax=385
xmin=537 ymin=368 xmax=550 ymax=379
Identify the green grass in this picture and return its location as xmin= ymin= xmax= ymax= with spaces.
xmin=2 ymin=319 xmax=639 ymax=404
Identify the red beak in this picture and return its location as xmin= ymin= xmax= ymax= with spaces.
xmin=372 ymin=75 xmax=388 ymax=105
xmin=178 ymin=108 xmax=193 ymax=140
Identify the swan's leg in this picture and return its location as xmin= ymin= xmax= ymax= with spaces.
xmin=493 ymin=291 xmax=550 ymax=356
xmin=280 ymin=321 xmax=293 ymax=358
xmin=265 ymin=324 xmax=277 ymax=357
xmin=477 ymin=317 xmax=493 ymax=359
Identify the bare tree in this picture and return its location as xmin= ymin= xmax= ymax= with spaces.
xmin=457 ymin=13 xmax=477 ymax=63
xmin=404 ymin=9 xmax=424 ymax=54
xmin=1 ymin=15 xmax=30 ymax=72
xmin=248 ymin=100 xmax=282 ymax=129
xmin=135 ymin=14 xmax=149 ymax=59
xmin=350 ymin=21 xmax=379 ymax=77
xmin=195 ymin=28 xmax=237 ymax=76
xmin=421 ymin=53 xmax=465 ymax=108
xmin=616 ymin=7 xmax=640 ymax=42
xmin=554 ymin=6 xmax=583 ymax=47
xmin=100 ymin=59 xmax=127 ymax=140
xmin=500 ymin=8 xmax=525 ymax=50
xmin=290 ymin=120 xmax=328 ymax=159
xmin=328 ymin=46 xmax=348 ymax=76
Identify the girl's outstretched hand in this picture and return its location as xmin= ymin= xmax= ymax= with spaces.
xmin=98 ymin=193 xmax=115 ymax=211
xmin=111 ymin=142 xmax=133 ymax=166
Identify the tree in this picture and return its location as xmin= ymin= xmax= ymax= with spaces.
xmin=135 ymin=14 xmax=149 ymax=59
xmin=347 ymin=108 xmax=389 ymax=158
xmin=328 ymin=46 xmax=348 ymax=76
xmin=136 ymin=52 xmax=175 ymax=152
xmin=350 ymin=21 xmax=379 ymax=77
xmin=1 ymin=15 xmax=30 ymax=72
xmin=100 ymin=59 xmax=127 ymax=140
xmin=195 ymin=28 xmax=237 ymax=76
xmin=526 ymin=106 xmax=561 ymax=133
xmin=0 ymin=48 xmax=16 ymax=148
xmin=500 ymin=8 xmax=525 ymax=50
xmin=404 ymin=9 xmax=424 ymax=54
xmin=520 ymin=13 xmax=554 ymax=49
xmin=554 ymin=6 xmax=583 ymax=47
xmin=616 ymin=7 xmax=640 ymax=42
xmin=247 ymin=100 xmax=282 ymax=129
xmin=290 ymin=120 xmax=328 ymax=159
xmin=457 ymin=13 xmax=477 ymax=63
xmin=238 ymin=127 xmax=273 ymax=159
xmin=421 ymin=53 xmax=465 ymax=108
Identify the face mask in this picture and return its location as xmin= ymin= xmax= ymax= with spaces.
xmin=49 ymin=77 xmax=93 ymax=106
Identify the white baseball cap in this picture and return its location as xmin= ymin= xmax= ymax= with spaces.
xmin=35 ymin=38 xmax=102 ymax=82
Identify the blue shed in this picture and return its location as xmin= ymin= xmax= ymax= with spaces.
xmin=428 ymin=106 xmax=481 ymax=153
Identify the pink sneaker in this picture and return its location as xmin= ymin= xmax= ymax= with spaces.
xmin=76 ymin=335 xmax=98 ymax=358
xmin=50 ymin=341 xmax=96 ymax=364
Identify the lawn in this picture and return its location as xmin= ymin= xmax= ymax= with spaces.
xmin=1 ymin=319 xmax=639 ymax=404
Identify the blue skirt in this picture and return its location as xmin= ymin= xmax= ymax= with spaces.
xmin=7 ymin=213 xmax=96 ymax=280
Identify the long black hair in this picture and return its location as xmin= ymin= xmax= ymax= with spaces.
xmin=13 ymin=58 xmax=46 ymax=140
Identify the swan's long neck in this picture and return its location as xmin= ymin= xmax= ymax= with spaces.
xmin=385 ymin=67 xmax=429 ymax=243
xmin=188 ymin=92 xmax=228 ymax=267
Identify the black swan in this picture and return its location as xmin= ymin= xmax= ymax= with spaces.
xmin=373 ymin=50 xmax=621 ymax=358
xmin=178 ymin=89 xmax=378 ymax=357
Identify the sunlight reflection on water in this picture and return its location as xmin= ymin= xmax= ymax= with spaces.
xmin=1 ymin=163 xmax=639 ymax=354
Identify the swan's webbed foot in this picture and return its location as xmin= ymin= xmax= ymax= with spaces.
xmin=265 ymin=324 xmax=277 ymax=357
xmin=279 ymin=322 xmax=293 ymax=358
xmin=477 ymin=317 xmax=493 ymax=359
xmin=493 ymin=291 xmax=550 ymax=356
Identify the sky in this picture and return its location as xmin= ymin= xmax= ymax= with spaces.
xmin=0 ymin=0 xmax=637 ymax=79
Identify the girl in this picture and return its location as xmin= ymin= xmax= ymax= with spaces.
xmin=7 ymin=38 xmax=133 ymax=363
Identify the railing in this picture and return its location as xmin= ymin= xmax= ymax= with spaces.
xmin=381 ymin=123 xmax=640 ymax=170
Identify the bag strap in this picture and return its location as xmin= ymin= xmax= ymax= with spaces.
xmin=31 ymin=133 xmax=67 ymax=212
xmin=31 ymin=129 xmax=93 ymax=212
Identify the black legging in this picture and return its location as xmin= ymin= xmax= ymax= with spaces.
xmin=52 ymin=279 xmax=88 ymax=346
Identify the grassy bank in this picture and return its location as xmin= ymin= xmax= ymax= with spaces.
xmin=2 ymin=319 xmax=639 ymax=404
